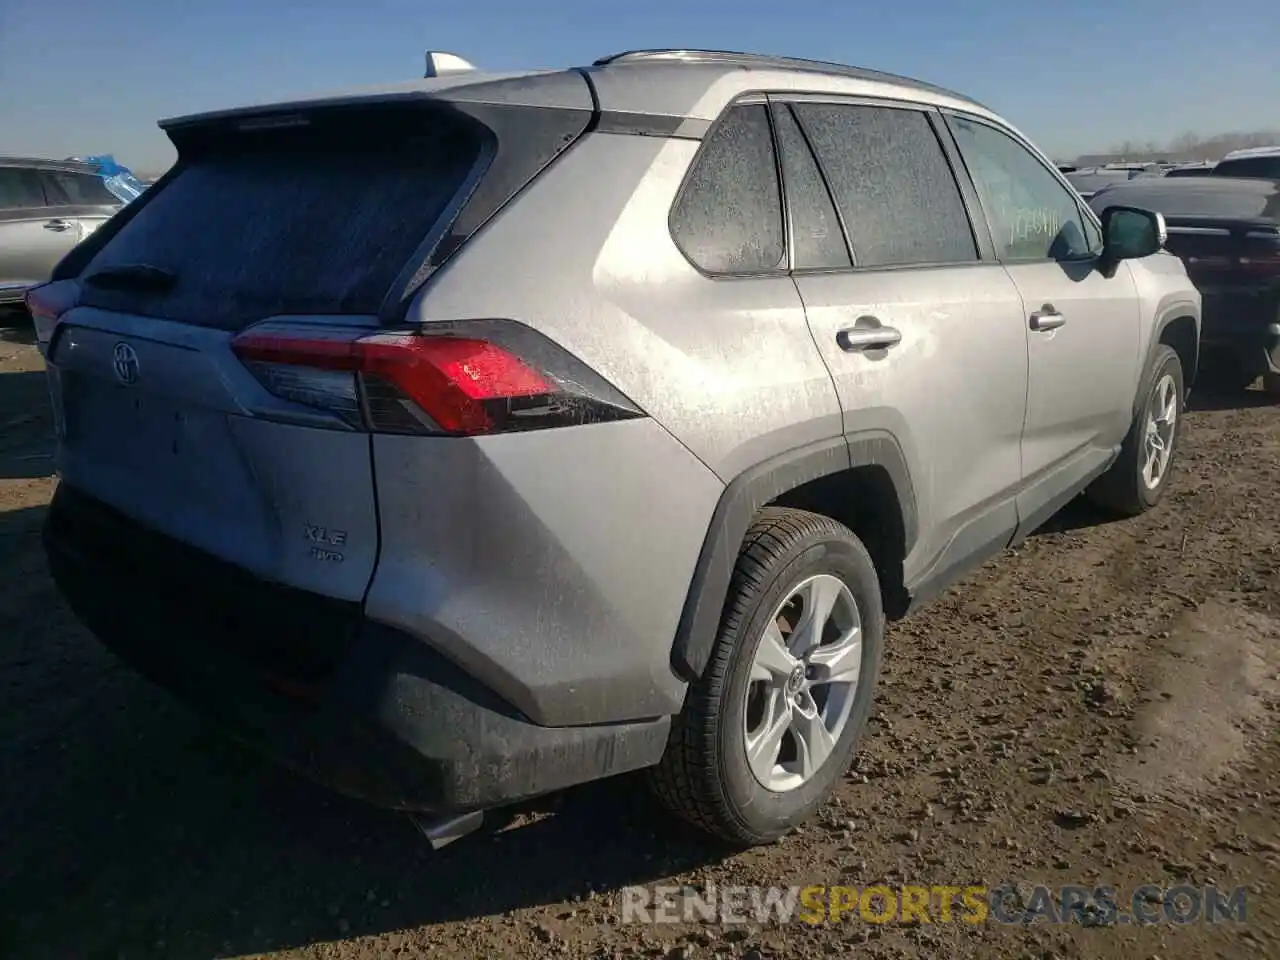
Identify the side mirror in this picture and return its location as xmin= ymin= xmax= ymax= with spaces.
xmin=1101 ymin=205 xmax=1166 ymax=261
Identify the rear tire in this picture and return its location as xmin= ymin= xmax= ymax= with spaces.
xmin=649 ymin=507 xmax=884 ymax=846
xmin=1086 ymin=344 xmax=1184 ymax=517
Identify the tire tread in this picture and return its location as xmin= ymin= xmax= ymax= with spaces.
xmin=649 ymin=507 xmax=870 ymax=844
xmin=1086 ymin=344 xmax=1183 ymax=518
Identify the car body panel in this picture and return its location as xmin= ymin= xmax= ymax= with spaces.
xmin=1007 ymin=259 xmax=1141 ymax=487
xmin=793 ymin=263 xmax=1029 ymax=589
xmin=365 ymin=417 xmax=723 ymax=727
xmin=407 ymin=130 xmax=845 ymax=484
xmin=0 ymin=207 xmax=81 ymax=302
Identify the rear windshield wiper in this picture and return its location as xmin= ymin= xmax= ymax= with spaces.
xmin=84 ymin=263 xmax=176 ymax=292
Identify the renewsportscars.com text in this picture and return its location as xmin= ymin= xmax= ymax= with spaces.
xmin=620 ymin=882 xmax=1248 ymax=926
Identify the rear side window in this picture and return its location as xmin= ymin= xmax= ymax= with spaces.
xmin=0 ymin=167 xmax=46 ymax=209
xmin=1213 ymin=157 xmax=1280 ymax=179
xmin=43 ymin=171 xmax=119 ymax=206
xmin=79 ymin=109 xmax=484 ymax=329
xmin=772 ymin=104 xmax=851 ymax=270
xmin=792 ymin=103 xmax=977 ymax=268
xmin=671 ymin=104 xmax=784 ymax=274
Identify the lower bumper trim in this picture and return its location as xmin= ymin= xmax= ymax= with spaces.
xmin=44 ymin=486 xmax=672 ymax=816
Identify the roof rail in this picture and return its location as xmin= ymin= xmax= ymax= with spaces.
xmin=0 ymin=154 xmax=97 ymax=171
xmin=592 ymin=48 xmax=980 ymax=106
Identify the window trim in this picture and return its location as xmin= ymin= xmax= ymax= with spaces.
xmin=667 ymin=93 xmax=790 ymax=280
xmin=778 ymin=94 xmax=988 ymax=274
xmin=768 ymin=100 xmax=854 ymax=274
xmin=940 ymin=108 xmax=1105 ymax=266
xmin=926 ymin=112 xmax=999 ymax=261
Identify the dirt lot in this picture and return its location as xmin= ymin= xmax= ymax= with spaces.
xmin=2 ymin=319 xmax=1277 ymax=960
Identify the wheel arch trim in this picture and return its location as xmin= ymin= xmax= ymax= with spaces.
xmin=1138 ymin=302 xmax=1200 ymax=417
xmin=670 ymin=432 xmax=917 ymax=681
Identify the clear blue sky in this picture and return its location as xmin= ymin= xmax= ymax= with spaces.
xmin=1 ymin=0 xmax=1276 ymax=172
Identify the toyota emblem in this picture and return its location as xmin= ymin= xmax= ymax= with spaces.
xmin=112 ymin=342 xmax=140 ymax=386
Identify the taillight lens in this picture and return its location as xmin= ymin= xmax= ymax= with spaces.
xmin=1239 ymin=234 xmax=1280 ymax=279
xmin=230 ymin=320 xmax=644 ymax=437
xmin=24 ymin=280 xmax=80 ymax=351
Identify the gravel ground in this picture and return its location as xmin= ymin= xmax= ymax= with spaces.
xmin=1 ymin=320 xmax=1277 ymax=960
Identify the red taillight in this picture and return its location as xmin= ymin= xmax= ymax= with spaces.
xmin=1239 ymin=250 xmax=1280 ymax=279
xmin=24 ymin=280 xmax=80 ymax=352
xmin=26 ymin=290 xmax=57 ymax=324
xmin=1236 ymin=231 xmax=1280 ymax=279
xmin=357 ymin=336 xmax=554 ymax=434
xmin=231 ymin=321 xmax=641 ymax=437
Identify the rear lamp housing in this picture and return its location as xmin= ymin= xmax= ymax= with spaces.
xmin=231 ymin=318 xmax=644 ymax=437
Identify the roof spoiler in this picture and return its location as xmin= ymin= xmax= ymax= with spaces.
xmin=424 ymin=51 xmax=477 ymax=79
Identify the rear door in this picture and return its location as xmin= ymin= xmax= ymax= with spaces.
xmin=38 ymin=168 xmax=122 ymax=242
xmin=0 ymin=165 xmax=78 ymax=300
xmin=780 ymin=97 xmax=1030 ymax=589
xmin=942 ymin=111 xmax=1142 ymax=530
xmin=43 ymin=104 xmax=492 ymax=602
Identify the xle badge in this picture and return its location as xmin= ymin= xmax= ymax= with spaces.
xmin=305 ymin=525 xmax=347 ymax=563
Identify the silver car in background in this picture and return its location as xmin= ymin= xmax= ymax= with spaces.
xmin=0 ymin=156 xmax=122 ymax=308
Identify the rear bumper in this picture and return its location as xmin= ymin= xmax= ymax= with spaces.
xmin=44 ymin=484 xmax=670 ymax=814
xmin=1199 ymin=286 xmax=1280 ymax=374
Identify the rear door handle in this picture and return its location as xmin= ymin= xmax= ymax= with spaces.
xmin=1030 ymin=305 xmax=1066 ymax=331
xmin=43 ymin=218 xmax=73 ymax=232
xmin=836 ymin=322 xmax=902 ymax=352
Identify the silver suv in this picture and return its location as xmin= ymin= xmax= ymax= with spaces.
xmin=32 ymin=49 xmax=1201 ymax=847
xmin=1 ymin=156 xmax=122 ymax=307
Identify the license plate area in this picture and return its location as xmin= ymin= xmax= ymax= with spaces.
xmin=60 ymin=370 xmax=239 ymax=509
xmin=65 ymin=372 xmax=187 ymax=457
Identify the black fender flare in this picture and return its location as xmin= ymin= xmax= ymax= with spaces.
xmin=670 ymin=432 xmax=917 ymax=681
xmin=1133 ymin=303 xmax=1200 ymax=420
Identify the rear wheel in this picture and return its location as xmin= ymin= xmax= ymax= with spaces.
xmin=649 ymin=507 xmax=884 ymax=845
xmin=1086 ymin=344 xmax=1184 ymax=517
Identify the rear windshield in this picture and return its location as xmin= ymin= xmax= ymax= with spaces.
xmin=79 ymin=108 xmax=485 ymax=329
xmin=1090 ymin=180 xmax=1280 ymax=221
xmin=1212 ymin=157 xmax=1280 ymax=180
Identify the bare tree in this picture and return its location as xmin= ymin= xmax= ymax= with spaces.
xmin=1100 ymin=129 xmax=1280 ymax=164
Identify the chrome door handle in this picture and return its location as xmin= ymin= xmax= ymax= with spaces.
xmin=836 ymin=323 xmax=902 ymax=352
xmin=1030 ymin=305 xmax=1066 ymax=331
xmin=43 ymin=219 xmax=73 ymax=232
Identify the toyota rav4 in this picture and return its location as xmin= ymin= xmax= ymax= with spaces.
xmin=31 ymin=48 xmax=1201 ymax=848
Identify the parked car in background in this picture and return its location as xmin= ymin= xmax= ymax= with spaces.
xmin=1212 ymin=146 xmax=1280 ymax=180
xmin=1164 ymin=162 xmax=1216 ymax=178
xmin=1092 ymin=176 xmax=1280 ymax=393
xmin=1065 ymin=166 xmax=1139 ymax=201
xmin=31 ymin=47 xmax=1199 ymax=848
xmin=1 ymin=156 xmax=123 ymax=308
